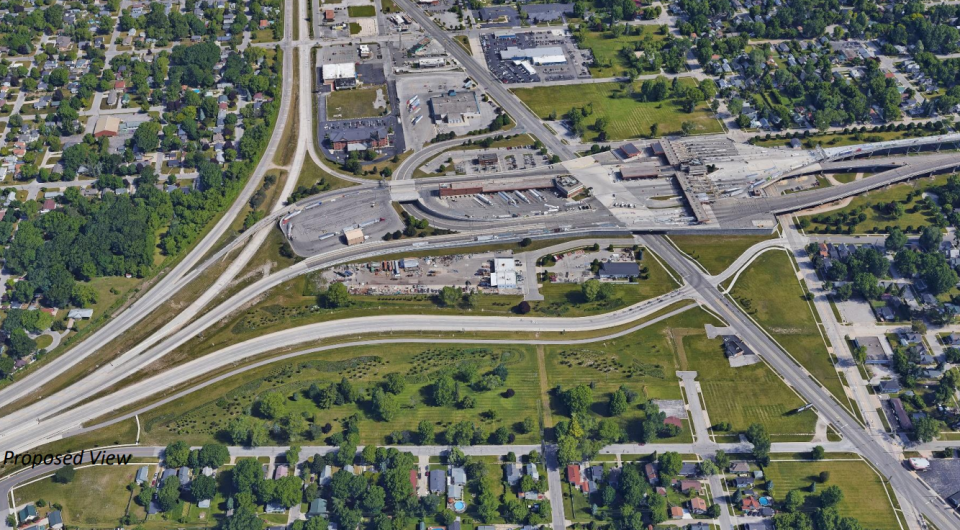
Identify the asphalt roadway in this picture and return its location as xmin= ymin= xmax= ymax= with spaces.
xmin=389 ymin=0 xmax=577 ymax=162
xmin=640 ymin=234 xmax=960 ymax=530
xmin=713 ymin=153 xmax=960 ymax=225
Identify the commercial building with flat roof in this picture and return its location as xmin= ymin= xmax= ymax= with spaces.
xmin=620 ymin=164 xmax=660 ymax=179
xmin=322 ymin=62 xmax=356 ymax=80
xmin=492 ymin=257 xmax=517 ymax=289
xmin=499 ymin=46 xmax=566 ymax=65
xmin=554 ymin=175 xmax=584 ymax=197
xmin=429 ymin=91 xmax=481 ymax=124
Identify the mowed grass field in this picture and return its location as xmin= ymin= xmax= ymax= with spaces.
xmin=140 ymin=343 xmax=542 ymax=446
xmin=798 ymin=174 xmax=948 ymax=234
xmin=543 ymin=308 xmax=722 ymax=442
xmin=15 ymin=465 xmax=148 ymax=525
xmin=327 ymin=85 xmax=386 ymax=119
xmin=512 ymin=81 xmax=721 ymax=141
xmin=729 ymin=251 xmax=847 ymax=405
xmin=681 ymin=333 xmax=817 ymax=436
xmin=763 ymin=460 xmax=900 ymax=530
xmin=669 ymin=234 xmax=777 ymax=276
xmin=577 ymin=26 xmax=666 ymax=77
xmin=347 ymin=4 xmax=376 ymax=16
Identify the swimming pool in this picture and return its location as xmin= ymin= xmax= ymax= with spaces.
xmin=453 ymin=501 xmax=466 ymax=512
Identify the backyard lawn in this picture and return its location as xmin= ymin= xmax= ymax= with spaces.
xmin=669 ymin=234 xmax=777 ymax=276
xmin=728 ymin=250 xmax=848 ymax=406
xmin=512 ymin=80 xmax=721 ymax=141
xmin=763 ymin=460 xmax=901 ymax=530
xmin=326 ymin=85 xmax=387 ymax=119
xmin=14 ymin=465 xmax=148 ymax=525
xmin=576 ymin=26 xmax=666 ymax=77
xmin=681 ymin=333 xmax=817 ymax=437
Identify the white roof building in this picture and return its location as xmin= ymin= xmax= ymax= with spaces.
xmin=499 ymin=46 xmax=566 ymax=65
xmin=491 ymin=257 xmax=517 ymax=289
xmin=322 ymin=62 xmax=356 ymax=80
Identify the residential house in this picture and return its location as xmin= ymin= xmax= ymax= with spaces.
xmin=877 ymin=379 xmax=901 ymax=394
xmin=679 ymin=463 xmax=699 ymax=477
xmin=451 ymin=467 xmax=467 ymax=486
xmin=679 ymin=480 xmax=703 ymax=494
xmin=689 ymin=497 xmax=707 ymax=515
xmin=308 ymin=498 xmax=329 ymax=517
xmin=742 ymin=497 xmax=761 ymax=511
xmin=669 ymin=506 xmax=684 ymax=519
xmin=506 ymin=464 xmax=522 ymax=486
xmin=526 ymin=463 xmax=540 ymax=481
xmin=47 ymin=511 xmax=63 ymax=530
xmin=18 ymin=505 xmax=37 ymax=523
xmin=136 ymin=466 xmax=150 ymax=484
xmin=734 ymin=476 xmax=755 ymax=488
xmin=429 ymin=469 xmax=446 ymax=493
xmin=644 ymin=462 xmax=660 ymax=485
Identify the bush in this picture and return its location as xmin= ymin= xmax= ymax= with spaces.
xmin=53 ymin=465 xmax=76 ymax=484
xmin=516 ymin=301 xmax=531 ymax=314
xmin=503 ymin=389 xmax=515 ymax=398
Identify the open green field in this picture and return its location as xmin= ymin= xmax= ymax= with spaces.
xmin=577 ymin=26 xmax=666 ymax=77
xmin=798 ymin=174 xmax=948 ymax=234
xmin=512 ymin=80 xmax=721 ymax=141
xmin=669 ymin=234 xmax=776 ymax=275
xmin=326 ymin=85 xmax=387 ymax=119
xmin=543 ymin=308 xmax=722 ymax=441
xmin=347 ymin=4 xmax=375 ymax=16
xmin=729 ymin=251 xmax=847 ymax=406
xmin=15 ymin=465 xmax=148 ymax=526
xmin=681 ymin=334 xmax=817 ymax=436
xmin=763 ymin=460 xmax=900 ymax=530
xmin=139 ymin=343 xmax=542 ymax=446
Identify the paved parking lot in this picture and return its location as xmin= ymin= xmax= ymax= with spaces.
xmin=395 ymin=72 xmax=487 ymax=150
xmin=544 ymin=247 xmax=638 ymax=283
xmin=922 ymin=458 xmax=960 ymax=500
xmin=285 ymin=189 xmax=405 ymax=256
xmin=480 ymin=31 xmax=590 ymax=84
xmin=421 ymin=186 xmax=604 ymax=222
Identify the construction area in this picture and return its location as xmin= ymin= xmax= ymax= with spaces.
xmin=320 ymin=251 xmax=526 ymax=294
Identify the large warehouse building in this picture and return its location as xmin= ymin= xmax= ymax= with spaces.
xmin=499 ymin=46 xmax=566 ymax=65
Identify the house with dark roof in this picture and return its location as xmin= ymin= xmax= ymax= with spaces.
xmin=722 ymin=335 xmax=750 ymax=358
xmin=506 ymin=464 xmax=522 ymax=486
xmin=877 ymin=379 xmax=901 ymax=394
xmin=47 ymin=510 xmax=63 ymax=530
xmin=679 ymin=462 xmax=699 ymax=477
xmin=429 ymin=469 xmax=446 ymax=493
xmin=733 ymin=476 xmax=755 ymax=488
xmin=18 ymin=505 xmax=37 ymax=523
